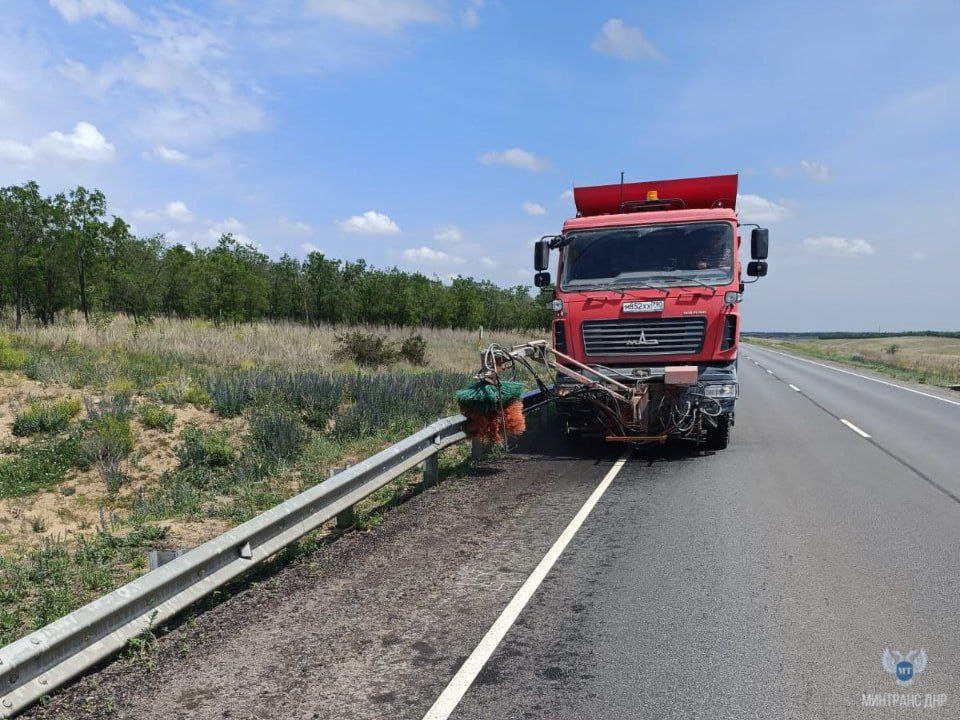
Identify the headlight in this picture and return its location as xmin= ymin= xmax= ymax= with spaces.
xmin=724 ymin=291 xmax=742 ymax=305
xmin=704 ymin=383 xmax=738 ymax=398
xmin=549 ymin=299 xmax=564 ymax=312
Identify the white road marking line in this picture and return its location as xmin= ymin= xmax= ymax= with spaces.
xmin=747 ymin=344 xmax=960 ymax=408
xmin=421 ymin=450 xmax=632 ymax=720
xmin=789 ymin=384 xmax=801 ymax=392
xmin=841 ymin=418 xmax=871 ymax=438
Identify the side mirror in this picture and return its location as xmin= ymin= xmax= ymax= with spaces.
xmin=747 ymin=260 xmax=768 ymax=278
xmin=751 ymin=228 xmax=769 ymax=260
xmin=534 ymin=239 xmax=550 ymax=271
xmin=534 ymin=271 xmax=552 ymax=287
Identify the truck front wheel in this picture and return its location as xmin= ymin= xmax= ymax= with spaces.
xmin=702 ymin=414 xmax=731 ymax=451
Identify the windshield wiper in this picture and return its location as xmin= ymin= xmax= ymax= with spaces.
xmin=609 ymin=277 xmax=670 ymax=296
xmin=644 ymin=275 xmax=718 ymax=295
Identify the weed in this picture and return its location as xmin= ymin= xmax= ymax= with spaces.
xmin=885 ymin=343 xmax=900 ymax=355
xmin=183 ymin=384 xmax=211 ymax=407
xmin=86 ymin=415 xmax=136 ymax=460
xmin=178 ymin=424 xmax=235 ymax=468
xmin=123 ymin=611 xmax=160 ymax=669
xmin=29 ymin=516 xmax=47 ymax=533
xmin=249 ymin=406 xmax=308 ymax=464
xmin=12 ymin=397 xmax=82 ymax=436
xmin=138 ymin=403 xmax=176 ymax=432
xmin=84 ymin=392 xmax=134 ymax=421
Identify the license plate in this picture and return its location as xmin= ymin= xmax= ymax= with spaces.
xmin=622 ymin=300 xmax=664 ymax=313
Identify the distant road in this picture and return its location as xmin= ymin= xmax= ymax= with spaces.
xmin=25 ymin=345 xmax=960 ymax=719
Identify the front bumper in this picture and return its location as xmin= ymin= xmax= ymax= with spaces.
xmin=555 ymin=360 xmax=739 ymax=413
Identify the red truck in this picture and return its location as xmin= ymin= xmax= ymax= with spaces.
xmin=533 ymin=174 xmax=769 ymax=450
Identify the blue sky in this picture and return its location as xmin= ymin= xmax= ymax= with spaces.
xmin=1 ymin=0 xmax=958 ymax=331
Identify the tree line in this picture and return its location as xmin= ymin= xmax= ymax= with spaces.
xmin=0 ymin=182 xmax=551 ymax=330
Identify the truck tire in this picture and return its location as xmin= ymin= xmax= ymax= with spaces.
xmin=702 ymin=414 xmax=730 ymax=451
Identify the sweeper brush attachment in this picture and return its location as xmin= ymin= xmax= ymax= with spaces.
xmin=456 ymin=379 xmax=526 ymax=446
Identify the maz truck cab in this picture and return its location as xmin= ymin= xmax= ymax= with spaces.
xmin=533 ymin=174 xmax=769 ymax=449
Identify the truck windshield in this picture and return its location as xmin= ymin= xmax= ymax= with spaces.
xmin=560 ymin=221 xmax=734 ymax=291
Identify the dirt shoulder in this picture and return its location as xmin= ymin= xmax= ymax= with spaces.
xmin=22 ymin=424 xmax=619 ymax=720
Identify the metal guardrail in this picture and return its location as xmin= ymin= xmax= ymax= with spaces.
xmin=0 ymin=390 xmax=543 ymax=718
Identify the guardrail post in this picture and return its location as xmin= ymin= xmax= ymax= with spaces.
xmin=471 ymin=437 xmax=486 ymax=461
xmin=422 ymin=454 xmax=439 ymax=487
xmin=330 ymin=466 xmax=355 ymax=529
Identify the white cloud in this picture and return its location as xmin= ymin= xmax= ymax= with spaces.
xmin=338 ymin=210 xmax=400 ymax=235
xmin=0 ymin=140 xmax=34 ymax=164
xmin=522 ymin=201 xmax=547 ymax=216
xmin=462 ymin=0 xmax=484 ymax=28
xmin=737 ymin=193 xmax=791 ymax=224
xmin=49 ymin=0 xmax=139 ymax=29
xmin=402 ymin=246 xmax=464 ymax=264
xmin=799 ymin=159 xmax=831 ymax=182
xmin=803 ymin=236 xmax=874 ymax=257
xmin=143 ymin=145 xmax=190 ymax=164
xmin=0 ymin=122 xmax=116 ymax=164
xmin=559 ymin=189 xmax=574 ymax=202
xmin=278 ymin=216 xmax=315 ymax=236
xmin=478 ymin=148 xmax=550 ymax=173
xmin=164 ymin=200 xmax=194 ymax=223
xmin=592 ymin=19 xmax=664 ymax=62
xmin=304 ymin=0 xmax=443 ymax=32
xmin=300 ymin=242 xmax=321 ymax=255
xmin=480 ymin=256 xmax=496 ymax=268
xmin=434 ymin=225 xmax=463 ymax=242
xmin=206 ymin=217 xmax=255 ymax=247
xmin=60 ymin=14 xmax=266 ymax=145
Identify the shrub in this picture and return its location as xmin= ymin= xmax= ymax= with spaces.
xmin=84 ymin=392 xmax=133 ymax=421
xmin=249 ymin=406 xmax=308 ymax=464
xmin=334 ymin=331 xmax=399 ymax=367
xmin=178 ymin=425 xmax=235 ymax=468
xmin=150 ymin=375 xmax=191 ymax=406
xmin=400 ymin=335 xmax=428 ymax=366
xmin=885 ymin=343 xmax=900 ymax=355
xmin=12 ymin=397 xmax=82 ymax=436
xmin=184 ymin=384 xmax=211 ymax=407
xmin=138 ymin=403 xmax=176 ymax=432
xmin=0 ymin=336 xmax=29 ymax=371
xmin=85 ymin=415 xmax=136 ymax=461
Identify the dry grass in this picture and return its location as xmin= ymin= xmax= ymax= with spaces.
xmin=9 ymin=315 xmax=538 ymax=374
xmin=748 ymin=335 xmax=960 ymax=387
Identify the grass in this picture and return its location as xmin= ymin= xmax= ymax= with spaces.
xmin=12 ymin=397 xmax=82 ymax=436
xmin=0 ymin=432 xmax=89 ymax=499
xmin=6 ymin=314 xmax=533 ymax=375
xmin=0 ymin=525 xmax=167 ymax=647
xmin=0 ymin=315 xmax=536 ymax=649
xmin=746 ymin=335 xmax=960 ymax=387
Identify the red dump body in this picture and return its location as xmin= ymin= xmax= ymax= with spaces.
xmin=552 ymin=175 xmax=742 ymax=369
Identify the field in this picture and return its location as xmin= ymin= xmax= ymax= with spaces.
xmin=0 ymin=316 xmax=537 ymax=646
xmin=745 ymin=335 xmax=960 ymax=388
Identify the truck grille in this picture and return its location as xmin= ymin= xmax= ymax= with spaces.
xmin=581 ymin=317 xmax=707 ymax=357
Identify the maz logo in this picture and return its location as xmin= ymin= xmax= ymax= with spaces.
xmin=625 ymin=331 xmax=659 ymax=346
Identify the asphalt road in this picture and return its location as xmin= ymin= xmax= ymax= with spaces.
xmin=24 ymin=345 xmax=960 ymax=719
xmin=441 ymin=344 xmax=960 ymax=720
